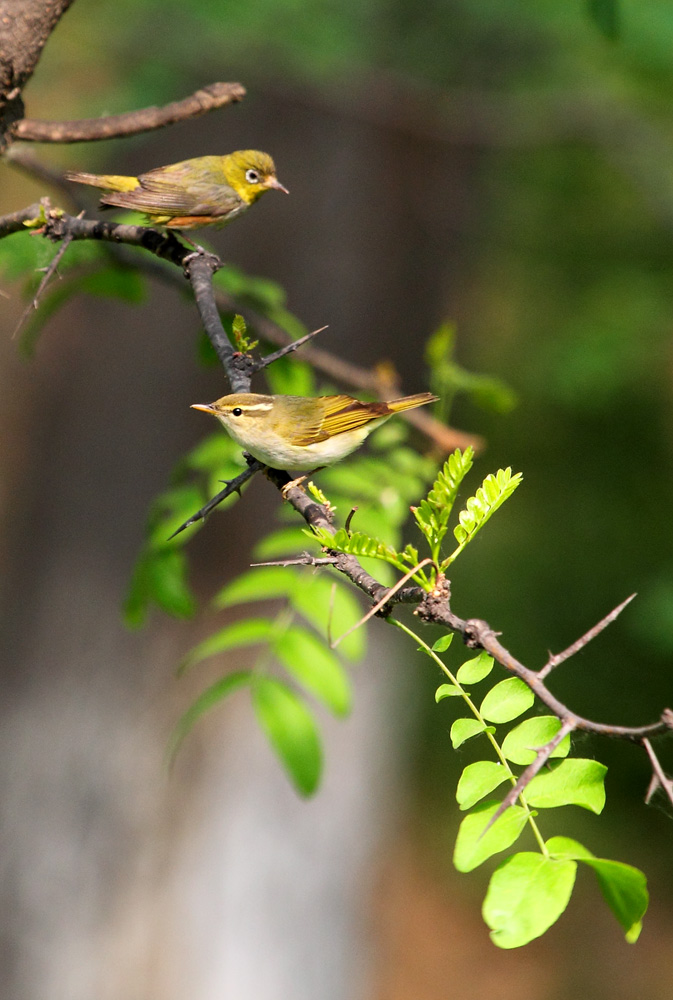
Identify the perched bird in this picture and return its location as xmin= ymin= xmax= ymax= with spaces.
xmin=65 ymin=150 xmax=288 ymax=229
xmin=191 ymin=391 xmax=438 ymax=471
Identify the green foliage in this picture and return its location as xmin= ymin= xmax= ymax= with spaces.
xmin=231 ymin=313 xmax=258 ymax=353
xmin=124 ymin=433 xmax=248 ymax=627
xmin=391 ymin=619 xmax=648 ymax=949
xmin=587 ymin=0 xmax=620 ymax=40
xmin=425 ymin=322 xmax=517 ymax=425
xmin=0 ymin=230 xmax=145 ymax=355
xmin=483 ymin=852 xmax=577 ymax=949
xmin=308 ymin=448 xmax=522 ymax=588
xmin=253 ymin=677 xmax=323 ymax=796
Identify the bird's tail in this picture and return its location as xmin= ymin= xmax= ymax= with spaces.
xmin=387 ymin=392 xmax=438 ymax=413
xmin=64 ymin=171 xmax=139 ymax=193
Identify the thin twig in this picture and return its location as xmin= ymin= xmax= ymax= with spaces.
xmin=12 ymin=222 xmax=77 ymax=338
xmin=168 ymin=461 xmax=262 ymax=539
xmin=250 ymin=326 xmax=329 ymax=372
xmin=643 ymin=736 xmax=673 ymax=807
xmin=416 ymin=595 xmax=673 ymax=742
xmin=10 ymin=82 xmax=246 ymax=143
xmin=539 ymin=593 xmax=637 ymax=679
xmin=331 ymin=558 xmax=434 ymax=648
xmin=250 ymin=554 xmax=340 ymax=568
xmin=481 ymin=720 xmax=577 ymax=836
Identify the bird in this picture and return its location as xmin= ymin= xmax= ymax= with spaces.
xmin=191 ymin=391 xmax=438 ymax=473
xmin=64 ymin=150 xmax=288 ymax=229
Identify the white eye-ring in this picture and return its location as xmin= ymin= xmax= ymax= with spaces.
xmin=245 ymin=169 xmax=260 ymax=184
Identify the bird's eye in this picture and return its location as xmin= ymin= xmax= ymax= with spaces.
xmin=245 ymin=168 xmax=260 ymax=184
xmin=232 ymin=407 xmax=243 ymax=417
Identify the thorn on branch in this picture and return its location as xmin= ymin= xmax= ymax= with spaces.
xmin=11 ymin=217 xmax=81 ymax=339
xmin=250 ymin=325 xmax=329 ymax=373
xmin=643 ymin=737 xmax=673 ymax=808
xmin=344 ymin=507 xmax=358 ymax=535
xmin=331 ymin=558 xmax=433 ymax=648
xmin=250 ymin=553 xmax=340 ymax=568
xmin=538 ymin=593 xmax=637 ymax=679
xmin=167 ymin=461 xmax=261 ymax=538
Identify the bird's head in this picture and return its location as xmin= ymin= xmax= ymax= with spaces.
xmin=223 ymin=150 xmax=289 ymax=204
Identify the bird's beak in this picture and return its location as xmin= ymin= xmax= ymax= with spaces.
xmin=267 ymin=176 xmax=289 ymax=194
xmin=191 ymin=403 xmax=218 ymax=414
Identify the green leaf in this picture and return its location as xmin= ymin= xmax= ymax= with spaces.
xmin=412 ymin=448 xmax=474 ymax=550
xmin=19 ymin=264 xmax=145 ymax=355
xmin=456 ymin=761 xmax=510 ymax=810
xmin=456 ymin=650 xmax=494 ymax=683
xmin=587 ymin=0 xmax=620 ymax=40
xmin=168 ymin=670 xmax=252 ymax=761
xmin=180 ymin=618 xmax=276 ymax=673
xmin=432 ymin=633 xmax=454 ymax=652
xmin=479 ymin=678 xmax=535 ymax=723
xmin=0 ymin=228 xmax=53 ymax=280
xmin=253 ymin=677 xmax=322 ymax=796
xmin=252 ymin=527 xmax=314 ymax=559
xmin=310 ymin=527 xmax=405 ymax=571
xmin=264 ymin=354 xmax=315 ymax=396
xmin=273 ymin=626 xmax=351 ymax=716
xmin=435 ymin=683 xmax=462 ymax=702
xmin=214 ymin=566 xmax=294 ymax=608
xmin=525 ymin=759 xmax=607 ymax=813
xmin=146 ymin=484 xmax=206 ymax=547
xmin=483 ymin=852 xmax=577 ymax=948
xmin=182 ymin=431 xmax=246 ymax=474
xmin=451 ymin=468 xmax=522 ymax=554
xmin=453 ymin=801 xmax=528 ymax=872
xmin=501 ymin=716 xmax=571 ymax=765
xmin=124 ymin=547 xmax=196 ymax=627
xmin=450 ymin=717 xmax=492 ymax=749
xmin=547 ymin=837 xmax=648 ymax=942
xmin=289 ymin=574 xmax=365 ymax=661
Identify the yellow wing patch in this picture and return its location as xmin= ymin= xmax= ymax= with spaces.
xmin=288 ymin=396 xmax=389 ymax=446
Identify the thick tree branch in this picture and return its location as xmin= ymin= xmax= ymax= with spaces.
xmin=10 ymin=82 xmax=246 ymax=143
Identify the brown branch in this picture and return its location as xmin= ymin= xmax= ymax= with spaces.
xmin=331 ymin=558 xmax=434 ymax=649
xmin=183 ymin=251 xmax=254 ymax=392
xmin=0 ymin=199 xmax=49 ymax=237
xmin=7 ymin=202 xmax=477 ymax=454
xmin=416 ymin=588 xmax=673 ymax=742
xmin=10 ymin=82 xmax=246 ymax=143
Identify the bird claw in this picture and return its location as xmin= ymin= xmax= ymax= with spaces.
xmin=281 ymin=474 xmax=309 ymax=498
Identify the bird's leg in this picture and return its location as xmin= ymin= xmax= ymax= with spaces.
xmin=280 ymin=468 xmax=325 ymax=498
xmin=175 ymin=230 xmax=208 ymax=254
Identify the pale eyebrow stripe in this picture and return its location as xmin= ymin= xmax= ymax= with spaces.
xmin=227 ymin=402 xmax=273 ymax=412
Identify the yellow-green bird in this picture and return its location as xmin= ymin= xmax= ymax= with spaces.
xmin=65 ymin=150 xmax=288 ymax=230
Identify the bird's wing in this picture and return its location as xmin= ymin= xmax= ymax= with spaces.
xmin=288 ymin=396 xmax=389 ymax=446
xmin=102 ymin=160 xmax=242 ymax=217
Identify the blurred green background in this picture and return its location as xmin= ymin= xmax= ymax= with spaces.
xmin=2 ymin=0 xmax=673 ymax=997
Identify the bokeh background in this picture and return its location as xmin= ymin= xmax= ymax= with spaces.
xmin=1 ymin=1 xmax=672 ymax=997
